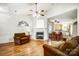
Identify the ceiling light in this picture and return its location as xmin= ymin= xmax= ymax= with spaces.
xmin=32 ymin=3 xmax=45 ymax=18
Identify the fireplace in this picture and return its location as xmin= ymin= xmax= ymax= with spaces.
xmin=36 ymin=32 xmax=44 ymax=39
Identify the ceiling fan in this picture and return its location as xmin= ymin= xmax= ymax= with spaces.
xmin=27 ymin=3 xmax=46 ymax=17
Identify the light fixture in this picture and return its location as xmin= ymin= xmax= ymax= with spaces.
xmin=32 ymin=3 xmax=45 ymax=18
xmin=54 ymin=20 xmax=59 ymax=23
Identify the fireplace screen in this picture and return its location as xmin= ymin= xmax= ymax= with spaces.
xmin=36 ymin=32 xmax=44 ymax=39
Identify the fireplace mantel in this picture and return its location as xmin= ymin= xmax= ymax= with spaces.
xmin=32 ymin=28 xmax=48 ymax=40
xmin=31 ymin=18 xmax=48 ymax=40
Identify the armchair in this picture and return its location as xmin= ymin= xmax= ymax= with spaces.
xmin=50 ymin=32 xmax=63 ymax=41
xmin=14 ymin=33 xmax=30 ymax=45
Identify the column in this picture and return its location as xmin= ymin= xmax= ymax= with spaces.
xmin=77 ymin=8 xmax=79 ymax=35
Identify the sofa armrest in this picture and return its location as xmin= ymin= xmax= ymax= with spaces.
xmin=43 ymin=44 xmax=67 ymax=56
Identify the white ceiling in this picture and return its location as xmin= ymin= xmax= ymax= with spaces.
xmin=0 ymin=3 xmax=78 ymax=22
xmin=49 ymin=9 xmax=77 ymax=19
xmin=48 ymin=9 xmax=77 ymax=24
xmin=0 ymin=3 xmax=53 ymax=16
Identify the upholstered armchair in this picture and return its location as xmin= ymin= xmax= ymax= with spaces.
xmin=14 ymin=33 xmax=30 ymax=45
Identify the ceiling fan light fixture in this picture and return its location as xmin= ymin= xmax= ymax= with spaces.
xmin=41 ymin=10 xmax=44 ymax=12
xmin=40 ymin=14 xmax=44 ymax=16
xmin=35 ymin=3 xmax=37 ymax=5
xmin=27 ymin=3 xmax=46 ymax=17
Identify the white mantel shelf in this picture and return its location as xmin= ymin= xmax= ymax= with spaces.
xmin=32 ymin=27 xmax=48 ymax=40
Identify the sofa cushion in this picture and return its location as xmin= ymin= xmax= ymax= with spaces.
xmin=59 ymin=39 xmax=78 ymax=54
xmin=72 ymin=36 xmax=79 ymax=43
xmin=66 ymin=39 xmax=78 ymax=49
xmin=69 ymin=44 xmax=79 ymax=56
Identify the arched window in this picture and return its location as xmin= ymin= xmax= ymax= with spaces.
xmin=18 ymin=21 xmax=29 ymax=26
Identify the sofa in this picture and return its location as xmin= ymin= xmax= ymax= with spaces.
xmin=43 ymin=36 xmax=79 ymax=56
xmin=14 ymin=33 xmax=30 ymax=45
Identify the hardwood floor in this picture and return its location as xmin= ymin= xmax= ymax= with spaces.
xmin=0 ymin=40 xmax=47 ymax=56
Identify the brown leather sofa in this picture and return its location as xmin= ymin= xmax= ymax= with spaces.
xmin=14 ymin=33 xmax=30 ymax=45
xmin=43 ymin=36 xmax=79 ymax=56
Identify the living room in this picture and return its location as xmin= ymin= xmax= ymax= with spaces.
xmin=0 ymin=3 xmax=79 ymax=56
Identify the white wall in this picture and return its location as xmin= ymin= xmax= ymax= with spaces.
xmin=0 ymin=13 xmax=10 ymax=43
xmin=0 ymin=12 xmax=33 ymax=43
